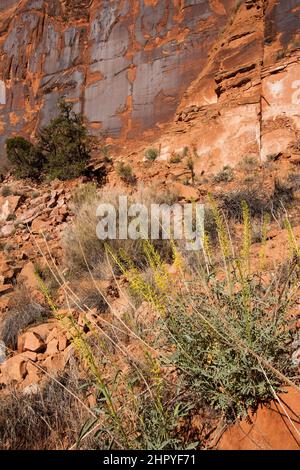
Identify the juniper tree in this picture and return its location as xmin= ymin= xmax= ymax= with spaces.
xmin=38 ymin=99 xmax=92 ymax=180
xmin=6 ymin=136 xmax=44 ymax=179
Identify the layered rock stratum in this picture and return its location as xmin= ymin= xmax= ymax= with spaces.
xmin=0 ymin=1 xmax=299 ymax=166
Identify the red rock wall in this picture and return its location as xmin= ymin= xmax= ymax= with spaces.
xmin=0 ymin=0 xmax=236 ymax=159
xmin=154 ymin=0 xmax=300 ymax=172
xmin=0 ymin=0 xmax=299 ymax=167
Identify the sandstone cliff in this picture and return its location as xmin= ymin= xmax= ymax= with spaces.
xmin=0 ymin=1 xmax=299 ymax=168
xmin=0 ymin=0 xmax=235 ymax=158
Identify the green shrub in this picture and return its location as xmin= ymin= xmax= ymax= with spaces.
xmin=38 ymin=100 xmax=92 ymax=180
xmin=6 ymin=137 xmax=44 ymax=179
xmin=6 ymin=100 xmax=92 ymax=181
xmin=213 ymin=166 xmax=234 ymax=183
xmin=116 ymin=162 xmax=135 ymax=184
xmin=104 ymin=206 xmax=299 ymax=427
xmin=168 ymin=278 xmax=296 ymax=421
xmin=220 ymin=179 xmax=294 ymax=221
xmin=165 ymin=205 xmax=298 ymax=421
xmin=170 ymin=154 xmax=181 ymax=164
xmin=144 ymin=148 xmax=159 ymax=161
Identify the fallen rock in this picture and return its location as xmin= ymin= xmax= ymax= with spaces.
xmin=19 ymin=262 xmax=40 ymax=292
xmin=1 ymin=222 xmax=15 ymax=237
xmin=0 ymin=195 xmax=21 ymax=222
xmin=172 ymin=182 xmax=199 ymax=200
xmin=45 ymin=338 xmax=59 ymax=356
xmin=19 ymin=206 xmax=43 ymax=225
xmin=46 ymin=328 xmax=59 ymax=344
xmin=218 ymin=388 xmax=300 ymax=450
xmin=0 ymin=355 xmax=28 ymax=383
xmin=42 ymin=347 xmax=72 ymax=373
xmin=58 ymin=335 xmax=68 ymax=352
xmin=21 ymin=362 xmax=41 ymax=389
xmin=19 ymin=331 xmax=45 ymax=353
xmin=19 ymin=351 xmax=38 ymax=362
xmin=31 ymin=217 xmax=51 ymax=233
xmin=28 ymin=321 xmax=58 ymax=342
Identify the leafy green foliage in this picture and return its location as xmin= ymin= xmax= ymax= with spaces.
xmin=167 ymin=265 xmax=297 ymax=422
xmin=144 ymin=148 xmax=159 ymax=161
xmin=38 ymin=100 xmax=92 ymax=180
xmin=6 ymin=136 xmax=44 ymax=179
xmin=136 ymin=397 xmax=197 ymax=450
xmin=170 ymin=154 xmax=181 ymax=164
xmin=116 ymin=162 xmax=136 ymax=184
xmin=6 ymin=100 xmax=92 ymax=181
xmin=213 ymin=165 xmax=234 ymax=183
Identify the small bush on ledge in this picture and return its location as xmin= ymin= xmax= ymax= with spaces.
xmin=144 ymin=148 xmax=159 ymax=161
xmin=116 ymin=161 xmax=136 ymax=184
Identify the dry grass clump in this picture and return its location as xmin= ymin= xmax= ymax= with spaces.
xmin=213 ymin=165 xmax=234 ymax=183
xmin=219 ymin=179 xmax=294 ymax=221
xmin=0 ymin=285 xmax=47 ymax=349
xmin=288 ymin=171 xmax=300 ymax=190
xmin=116 ymin=162 xmax=136 ymax=184
xmin=0 ymin=364 xmax=94 ymax=450
xmin=71 ymin=278 xmax=109 ymax=313
xmin=238 ymin=155 xmax=259 ymax=171
xmin=144 ymin=148 xmax=159 ymax=162
xmin=63 ymin=184 xmax=177 ymax=277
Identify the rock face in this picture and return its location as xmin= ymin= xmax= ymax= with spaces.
xmin=0 ymin=0 xmax=236 ymax=158
xmin=0 ymin=1 xmax=299 ymax=166
xmin=218 ymin=388 xmax=300 ymax=450
xmin=154 ymin=0 xmax=300 ymax=173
